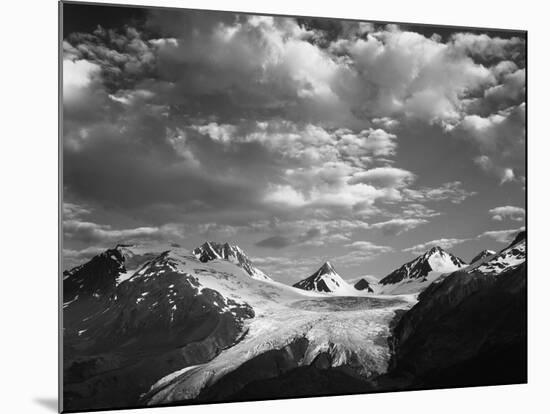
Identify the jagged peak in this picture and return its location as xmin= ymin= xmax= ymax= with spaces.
xmin=193 ymin=241 xmax=272 ymax=281
xmin=425 ymin=246 xmax=446 ymax=256
xmin=319 ymin=261 xmax=336 ymax=273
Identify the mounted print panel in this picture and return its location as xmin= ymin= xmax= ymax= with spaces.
xmin=60 ymin=1 xmax=527 ymax=412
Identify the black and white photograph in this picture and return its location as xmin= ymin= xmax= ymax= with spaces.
xmin=60 ymin=1 xmax=526 ymax=412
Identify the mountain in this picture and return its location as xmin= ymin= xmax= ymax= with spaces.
xmin=293 ymin=262 xmax=356 ymax=295
xmin=193 ymin=242 xmax=271 ymax=281
xmin=354 ymin=278 xmax=374 ymax=293
xmin=63 ymin=244 xmax=256 ymax=411
xmin=63 ymin=244 xmax=414 ymax=411
xmin=469 ymin=249 xmax=496 ymax=265
xmin=378 ymin=246 xmax=466 ymax=294
xmin=471 ymin=231 xmax=525 ymax=275
xmin=388 ymin=231 xmax=526 ymax=389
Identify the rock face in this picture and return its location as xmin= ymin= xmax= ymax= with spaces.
xmin=378 ymin=246 xmax=466 ymax=294
xmin=354 ymin=278 xmax=374 ymax=293
xmin=293 ymin=262 xmax=356 ymax=294
xmin=193 ymin=241 xmax=272 ymax=281
xmin=389 ymin=232 xmax=527 ymax=388
xmin=63 ymin=245 xmax=254 ymax=412
xmin=469 ymin=249 xmax=496 ymax=265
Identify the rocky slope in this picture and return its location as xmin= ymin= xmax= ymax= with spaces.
xmin=388 ymin=232 xmax=527 ymax=388
xmin=469 ymin=249 xmax=496 ymax=265
xmin=354 ymin=278 xmax=374 ymax=293
xmin=63 ymin=244 xmax=255 ymax=411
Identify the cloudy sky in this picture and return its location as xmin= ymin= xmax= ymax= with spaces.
xmin=62 ymin=3 xmax=526 ymax=284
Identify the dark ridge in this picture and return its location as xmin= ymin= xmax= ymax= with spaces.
xmin=354 ymin=279 xmax=374 ymax=292
xmin=510 ymin=230 xmax=526 ymax=247
xmin=388 ymin=262 xmax=526 ymax=388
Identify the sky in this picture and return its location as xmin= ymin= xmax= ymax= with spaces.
xmin=61 ymin=3 xmax=526 ymax=284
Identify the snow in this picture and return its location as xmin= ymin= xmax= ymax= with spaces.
xmin=427 ymin=252 xmax=463 ymax=273
xmin=378 ymin=248 xmax=465 ymax=295
xmin=472 ymin=239 xmax=525 ymax=275
xmin=116 ymin=268 xmax=138 ymax=285
xmin=149 ymin=365 xmax=199 ymax=393
xmin=147 ymin=292 xmax=415 ymax=404
xmin=137 ymin=248 xmax=418 ymax=404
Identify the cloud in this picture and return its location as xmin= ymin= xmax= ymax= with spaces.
xmin=63 ymin=246 xmax=106 ymax=270
xmin=402 ymin=181 xmax=476 ymax=204
xmin=451 ymin=33 xmax=525 ymax=60
xmin=477 ymin=226 xmax=525 ymax=243
xmin=256 ymin=235 xmax=293 ymax=249
xmin=348 ymin=167 xmax=416 ymax=188
xmin=331 ymin=241 xmax=393 ymax=267
xmin=256 ymin=228 xmax=324 ymax=249
xmin=61 ymin=11 xmax=525 ymax=275
xmin=403 ymin=238 xmax=469 ymax=255
xmin=337 ymin=129 xmax=398 ymax=158
xmin=63 ymin=202 xmax=91 ymax=220
xmin=63 ymin=219 xmax=184 ymax=245
xmin=458 ymin=103 xmax=525 ymax=184
xmin=489 ymin=206 xmax=525 ymax=222
xmin=63 ymin=59 xmax=101 ymax=100
xmin=400 ymin=203 xmax=441 ymax=218
xmin=62 ymin=201 xmax=185 ymax=245
xmin=370 ymin=218 xmax=428 ymax=235
xmin=329 ymin=27 xmax=510 ymax=124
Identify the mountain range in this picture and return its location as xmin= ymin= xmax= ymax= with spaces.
xmin=62 ymin=232 xmax=527 ymax=411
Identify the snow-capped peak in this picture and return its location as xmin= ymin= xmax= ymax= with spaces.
xmin=378 ymin=246 xmax=466 ymax=293
xmin=193 ymin=241 xmax=272 ymax=282
xmin=293 ymin=262 xmax=356 ymax=295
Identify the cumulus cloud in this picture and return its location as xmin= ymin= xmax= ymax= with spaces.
xmin=457 ymin=103 xmax=525 ymax=184
xmin=61 ymin=8 xmax=525 ymax=278
xmin=489 ymin=206 xmax=525 ymax=222
xmin=402 ymin=238 xmax=470 ymax=255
